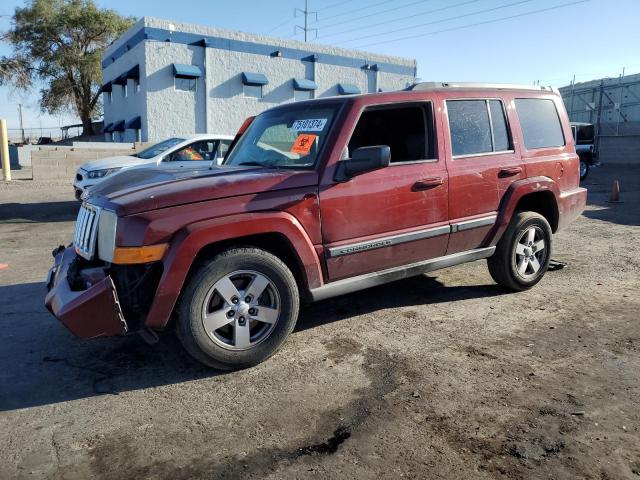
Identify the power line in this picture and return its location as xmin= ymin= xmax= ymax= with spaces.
xmin=339 ymin=0 xmax=533 ymax=45
xmin=265 ymin=16 xmax=296 ymax=35
xmin=266 ymin=0 xmax=343 ymax=35
xmin=312 ymin=0 xmax=399 ymax=26
xmin=318 ymin=0 xmax=433 ymax=33
xmin=351 ymin=0 xmax=589 ymax=49
xmin=316 ymin=0 xmax=359 ymax=12
xmin=319 ymin=0 xmax=481 ymax=39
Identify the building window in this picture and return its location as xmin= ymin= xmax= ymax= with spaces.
xmin=107 ymin=91 xmax=112 ymax=104
xmin=123 ymin=83 xmax=128 ymax=98
xmin=176 ymin=77 xmax=197 ymax=92
xmin=244 ymin=83 xmax=262 ymax=99
xmin=294 ymin=88 xmax=313 ymax=102
xmin=133 ymin=78 xmax=140 ymax=93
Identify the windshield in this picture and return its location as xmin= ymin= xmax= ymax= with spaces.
xmin=133 ymin=137 xmax=185 ymax=159
xmin=224 ymin=104 xmax=339 ymax=168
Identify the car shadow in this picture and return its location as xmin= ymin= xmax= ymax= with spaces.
xmin=0 ymin=281 xmax=217 ymax=411
xmin=0 ymin=276 xmax=508 ymax=412
xmin=580 ymin=164 xmax=640 ymax=227
xmin=0 ymin=201 xmax=79 ymax=224
xmin=296 ymin=275 xmax=507 ymax=332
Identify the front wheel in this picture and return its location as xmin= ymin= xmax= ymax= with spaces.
xmin=177 ymin=247 xmax=300 ymax=370
xmin=579 ymin=159 xmax=589 ymax=181
xmin=487 ymin=212 xmax=552 ymax=291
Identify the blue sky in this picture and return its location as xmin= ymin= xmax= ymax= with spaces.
xmin=1 ymin=0 xmax=639 ymax=131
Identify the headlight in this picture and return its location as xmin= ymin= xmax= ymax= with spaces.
xmin=88 ymin=167 xmax=121 ymax=179
xmin=97 ymin=209 xmax=118 ymax=262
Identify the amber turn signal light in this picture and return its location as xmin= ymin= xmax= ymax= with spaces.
xmin=111 ymin=244 xmax=168 ymax=264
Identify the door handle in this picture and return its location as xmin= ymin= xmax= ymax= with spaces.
xmin=412 ymin=177 xmax=444 ymax=191
xmin=498 ymin=167 xmax=522 ymax=178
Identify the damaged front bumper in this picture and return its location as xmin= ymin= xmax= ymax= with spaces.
xmin=44 ymin=246 xmax=128 ymax=338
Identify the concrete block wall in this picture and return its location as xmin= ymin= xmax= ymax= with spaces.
xmin=598 ymin=136 xmax=640 ymax=164
xmin=31 ymin=146 xmax=145 ymax=181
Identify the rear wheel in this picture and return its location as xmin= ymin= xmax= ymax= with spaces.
xmin=579 ymin=159 xmax=589 ymax=181
xmin=487 ymin=212 xmax=552 ymax=291
xmin=177 ymin=247 xmax=299 ymax=370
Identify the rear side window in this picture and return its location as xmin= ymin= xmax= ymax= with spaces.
xmin=447 ymin=99 xmax=511 ymax=156
xmin=489 ymin=100 xmax=510 ymax=151
xmin=348 ymin=104 xmax=435 ymax=163
xmin=515 ymin=98 xmax=565 ymax=149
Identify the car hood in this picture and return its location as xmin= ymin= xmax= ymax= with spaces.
xmin=86 ymin=165 xmax=319 ymax=215
xmin=79 ymin=155 xmax=151 ymax=171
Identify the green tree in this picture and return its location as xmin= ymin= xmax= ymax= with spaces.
xmin=0 ymin=0 xmax=134 ymax=135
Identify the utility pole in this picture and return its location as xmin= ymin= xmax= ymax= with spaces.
xmin=17 ymin=104 xmax=25 ymax=143
xmin=295 ymin=0 xmax=317 ymax=42
xmin=569 ymin=74 xmax=576 ymax=121
xmin=615 ymin=67 xmax=625 ymax=136
xmin=0 ymin=119 xmax=11 ymax=181
xmin=594 ymin=79 xmax=604 ymax=157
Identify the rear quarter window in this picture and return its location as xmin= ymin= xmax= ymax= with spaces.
xmin=515 ymin=98 xmax=565 ymax=149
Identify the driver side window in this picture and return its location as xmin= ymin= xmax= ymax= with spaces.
xmin=165 ymin=140 xmax=216 ymax=162
xmin=347 ymin=104 xmax=434 ymax=163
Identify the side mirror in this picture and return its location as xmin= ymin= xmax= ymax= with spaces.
xmin=334 ymin=145 xmax=391 ymax=182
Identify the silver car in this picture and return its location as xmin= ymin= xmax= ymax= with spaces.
xmin=73 ymin=134 xmax=233 ymax=199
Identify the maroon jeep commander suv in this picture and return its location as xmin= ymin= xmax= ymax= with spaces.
xmin=45 ymin=82 xmax=587 ymax=369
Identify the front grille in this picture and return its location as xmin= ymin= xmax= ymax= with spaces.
xmin=73 ymin=203 xmax=101 ymax=259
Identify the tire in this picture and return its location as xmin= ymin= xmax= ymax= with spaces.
xmin=176 ymin=247 xmax=299 ymax=370
xmin=487 ymin=212 xmax=552 ymax=292
xmin=579 ymin=159 xmax=589 ymax=181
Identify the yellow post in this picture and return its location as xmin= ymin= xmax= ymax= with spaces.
xmin=0 ymin=119 xmax=11 ymax=181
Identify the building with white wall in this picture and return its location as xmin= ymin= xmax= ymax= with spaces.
xmin=101 ymin=17 xmax=417 ymax=142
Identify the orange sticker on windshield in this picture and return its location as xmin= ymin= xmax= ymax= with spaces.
xmin=290 ymin=133 xmax=317 ymax=155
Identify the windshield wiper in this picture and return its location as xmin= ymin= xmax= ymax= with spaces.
xmin=236 ymin=160 xmax=281 ymax=169
xmin=236 ymin=161 xmax=264 ymax=167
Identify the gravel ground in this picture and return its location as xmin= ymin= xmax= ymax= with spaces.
xmin=0 ymin=164 xmax=638 ymax=480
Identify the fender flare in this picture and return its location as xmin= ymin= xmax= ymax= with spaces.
xmin=484 ymin=176 xmax=560 ymax=247
xmin=144 ymin=211 xmax=323 ymax=329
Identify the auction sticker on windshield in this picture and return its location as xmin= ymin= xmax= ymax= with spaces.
xmin=290 ymin=119 xmax=327 ymax=132
xmin=290 ymin=134 xmax=317 ymax=155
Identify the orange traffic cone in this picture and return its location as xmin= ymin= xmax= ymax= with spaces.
xmin=608 ymin=180 xmax=621 ymax=203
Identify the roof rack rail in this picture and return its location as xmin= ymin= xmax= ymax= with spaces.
xmin=405 ymin=82 xmax=558 ymax=93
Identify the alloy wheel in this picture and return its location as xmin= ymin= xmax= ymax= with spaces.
xmin=512 ymin=226 xmax=547 ymax=280
xmin=201 ymin=270 xmax=281 ymax=350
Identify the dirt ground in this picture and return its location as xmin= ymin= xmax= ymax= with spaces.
xmin=0 ymin=164 xmax=638 ymax=480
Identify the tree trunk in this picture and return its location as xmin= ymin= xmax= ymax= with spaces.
xmin=81 ymin=114 xmax=94 ymax=136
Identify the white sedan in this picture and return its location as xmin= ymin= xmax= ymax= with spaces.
xmin=73 ymin=134 xmax=234 ymax=200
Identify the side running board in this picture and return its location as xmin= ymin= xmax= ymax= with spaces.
xmin=310 ymin=247 xmax=496 ymax=302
